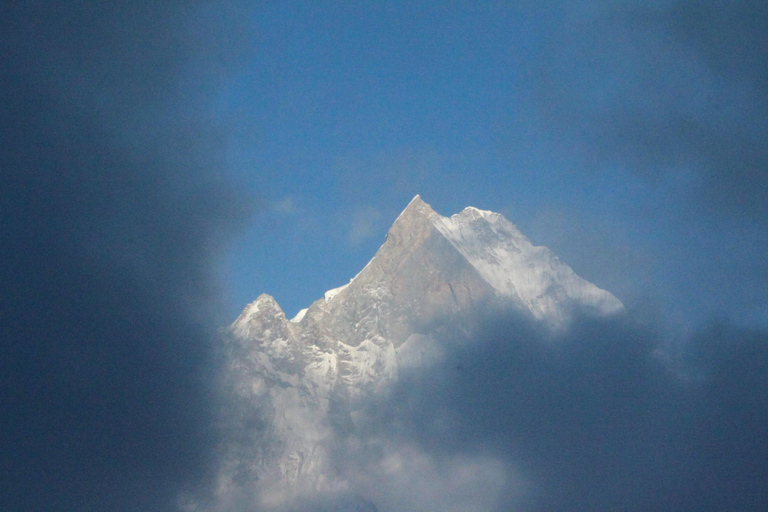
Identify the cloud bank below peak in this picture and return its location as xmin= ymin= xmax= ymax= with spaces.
xmin=322 ymin=311 xmax=768 ymax=512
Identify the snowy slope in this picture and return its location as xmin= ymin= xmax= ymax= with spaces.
xmin=431 ymin=201 xmax=623 ymax=325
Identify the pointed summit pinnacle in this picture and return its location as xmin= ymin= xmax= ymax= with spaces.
xmin=386 ymin=194 xmax=437 ymax=243
xmin=395 ymin=194 xmax=435 ymax=221
xmin=408 ymin=194 xmax=424 ymax=205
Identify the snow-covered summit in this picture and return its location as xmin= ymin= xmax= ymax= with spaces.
xmin=458 ymin=205 xmax=495 ymax=218
xmin=316 ymin=195 xmax=623 ymax=328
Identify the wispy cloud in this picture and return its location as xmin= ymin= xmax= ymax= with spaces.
xmin=272 ymin=195 xmax=300 ymax=215
xmin=348 ymin=206 xmax=384 ymax=247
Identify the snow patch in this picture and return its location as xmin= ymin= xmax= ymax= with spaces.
xmin=324 ymin=284 xmax=349 ymax=303
xmin=290 ymin=308 xmax=308 ymax=323
xmin=460 ymin=206 xmax=494 ymax=217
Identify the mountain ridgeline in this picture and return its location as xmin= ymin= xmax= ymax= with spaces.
xmin=215 ymin=195 xmax=623 ymax=510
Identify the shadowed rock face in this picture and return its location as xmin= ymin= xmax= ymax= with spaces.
xmin=216 ymin=195 xmax=623 ymax=507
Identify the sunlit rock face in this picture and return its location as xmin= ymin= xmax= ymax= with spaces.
xmin=215 ymin=195 xmax=623 ymax=509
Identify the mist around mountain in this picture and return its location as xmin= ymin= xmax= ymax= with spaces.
xmin=210 ymin=197 xmax=768 ymax=512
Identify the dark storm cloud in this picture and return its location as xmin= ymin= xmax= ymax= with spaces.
xmin=665 ymin=0 xmax=768 ymax=217
xmin=1 ymin=2 xmax=254 ymax=511
xmin=528 ymin=0 xmax=768 ymax=221
xmin=511 ymin=0 xmax=768 ymax=328
xmin=327 ymin=310 xmax=768 ymax=511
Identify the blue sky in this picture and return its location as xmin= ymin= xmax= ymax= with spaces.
xmin=219 ymin=1 xmax=768 ymax=332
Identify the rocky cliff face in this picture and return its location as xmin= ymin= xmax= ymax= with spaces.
xmin=215 ymin=196 xmax=623 ymax=509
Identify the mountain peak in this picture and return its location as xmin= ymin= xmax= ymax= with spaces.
xmin=408 ymin=193 xmax=424 ymax=205
xmin=231 ymin=293 xmax=285 ymax=337
xmin=376 ymin=196 xmax=623 ymax=325
xmin=456 ymin=205 xmax=495 ymax=220
xmin=382 ymin=195 xmax=438 ymax=248
xmin=395 ymin=194 xmax=435 ymax=220
xmin=219 ymin=195 xmax=627 ymax=503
